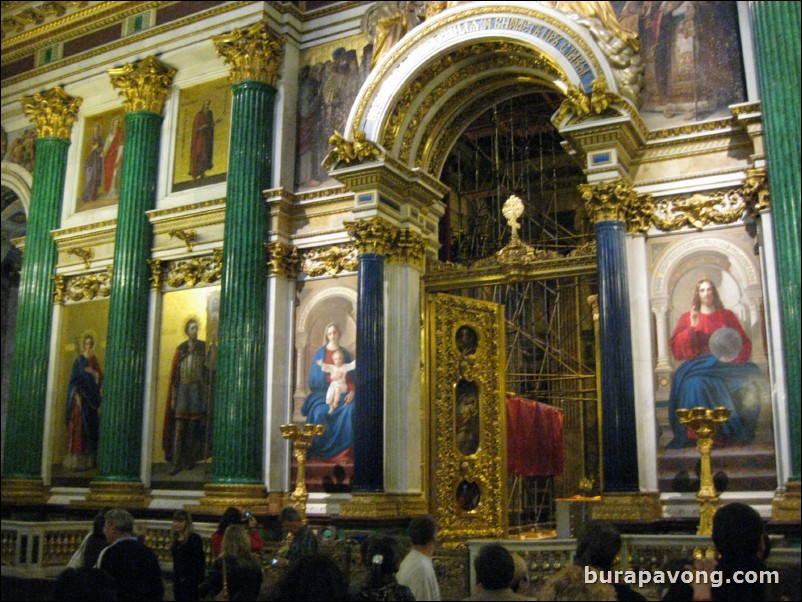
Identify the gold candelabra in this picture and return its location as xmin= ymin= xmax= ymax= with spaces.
xmin=280 ymin=423 xmax=326 ymax=523
xmin=675 ymin=406 xmax=731 ymax=536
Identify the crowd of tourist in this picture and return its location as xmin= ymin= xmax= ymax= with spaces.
xmin=51 ymin=503 xmax=780 ymax=601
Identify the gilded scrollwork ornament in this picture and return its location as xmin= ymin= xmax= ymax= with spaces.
xmin=21 ymin=86 xmax=81 ymax=140
xmin=148 ymin=259 xmax=163 ymax=290
xmin=108 ymin=56 xmax=176 ymax=115
xmin=66 ymin=247 xmax=94 ymax=269
xmin=168 ymin=229 xmax=197 ymax=252
xmin=163 ymin=254 xmax=222 ymax=289
xmin=266 ymin=241 xmax=300 ymax=278
xmin=54 ymin=268 xmax=113 ymax=303
xmin=213 ymin=20 xmax=284 ymax=86
xmin=344 ymin=218 xmax=398 ymax=256
xmin=742 ymin=168 xmax=770 ymax=214
xmin=301 ymin=244 xmax=358 ymax=277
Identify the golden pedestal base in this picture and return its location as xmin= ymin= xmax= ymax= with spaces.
xmin=591 ymin=491 xmax=663 ymax=522
xmin=190 ymin=483 xmax=269 ymax=515
xmin=771 ymin=481 xmax=801 ymax=522
xmin=80 ymin=480 xmax=151 ymax=509
xmin=1 ymin=479 xmax=49 ymax=506
xmin=339 ymin=493 xmax=428 ymax=519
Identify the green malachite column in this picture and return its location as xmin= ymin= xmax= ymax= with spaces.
xmin=89 ymin=58 xmax=175 ymax=503
xmin=200 ymin=22 xmax=283 ymax=506
xmin=752 ymin=3 xmax=801 ymax=484
xmin=1 ymin=88 xmax=80 ymax=502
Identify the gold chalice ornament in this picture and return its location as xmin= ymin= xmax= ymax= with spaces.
xmin=675 ymin=406 xmax=731 ymax=536
xmin=280 ymin=423 xmax=326 ymax=523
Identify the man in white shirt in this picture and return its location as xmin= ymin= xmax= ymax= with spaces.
xmin=397 ymin=515 xmax=441 ymax=601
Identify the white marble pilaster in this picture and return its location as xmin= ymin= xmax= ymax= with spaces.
xmin=384 ymin=262 xmax=422 ymax=494
xmin=264 ymin=274 xmax=296 ymax=492
xmin=626 ymin=233 xmax=658 ymax=492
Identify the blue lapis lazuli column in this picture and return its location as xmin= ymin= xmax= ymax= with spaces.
xmin=353 ymin=253 xmax=385 ymax=492
xmin=595 ymin=219 xmax=639 ymax=492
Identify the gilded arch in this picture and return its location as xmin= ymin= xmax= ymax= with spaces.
xmin=346 ymin=1 xmax=639 ymax=176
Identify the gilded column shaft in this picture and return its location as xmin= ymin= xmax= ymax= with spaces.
xmin=2 ymin=138 xmax=70 ymax=479
xmin=752 ymin=2 xmax=801 ymax=480
xmin=211 ymin=80 xmax=275 ymax=484
xmin=96 ymin=111 xmax=164 ymax=481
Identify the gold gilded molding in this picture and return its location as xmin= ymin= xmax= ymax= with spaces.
xmin=579 ymin=178 xmax=637 ymax=224
xmin=323 ymin=130 xmax=383 ymax=170
xmin=0 ymin=478 xmax=49 ymax=505
xmin=339 ymin=493 xmax=412 ymax=519
xmin=54 ymin=268 xmax=112 ymax=304
xmin=300 ymin=244 xmax=357 ymax=277
xmin=344 ymin=218 xmax=399 ymax=256
xmin=81 ymin=480 xmax=151 ymax=509
xmin=191 ymin=483 xmax=269 ymax=515
xmin=591 ymin=491 xmax=662 ymax=522
xmin=266 ymin=241 xmax=300 ymax=279
xmin=108 ymin=55 xmax=176 ymax=115
xmin=168 ymin=228 xmax=197 ymax=252
xmin=213 ymin=20 xmax=284 ymax=86
xmin=66 ymin=246 xmax=94 ymax=269
xmin=162 ymin=252 xmax=222 ymax=289
xmin=771 ymin=481 xmax=801 ymax=523
xmin=21 ymin=86 xmax=81 ymax=140
xmin=387 ymin=230 xmax=426 ymax=270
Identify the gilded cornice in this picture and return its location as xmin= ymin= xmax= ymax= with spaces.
xmin=266 ymin=241 xmax=301 ymax=279
xmin=645 ymin=118 xmax=736 ymax=142
xmin=1 ymin=2 xmax=251 ymax=87
xmin=154 ymin=249 xmax=223 ymax=290
xmin=729 ymin=102 xmax=761 ymax=118
xmin=52 ymin=219 xmax=116 ymax=249
xmin=21 ymin=86 xmax=81 ymax=140
xmin=344 ymin=217 xmax=399 ymax=256
xmin=628 ymin=172 xmax=770 ymax=233
xmin=294 ymin=186 xmax=348 ymax=203
xmin=300 ymin=244 xmax=357 ymax=278
xmin=108 ymin=55 xmax=176 ymax=115
xmin=424 ymin=254 xmax=596 ymax=291
xmin=53 ymin=267 xmax=112 ymax=304
xmin=213 ymin=20 xmax=284 ymax=86
xmin=579 ymin=178 xmax=638 ymax=224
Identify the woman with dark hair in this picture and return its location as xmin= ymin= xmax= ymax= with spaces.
xmin=171 ymin=509 xmax=206 ymax=601
xmin=211 ymin=507 xmax=264 ymax=559
xmin=353 ymin=536 xmax=414 ymax=601
xmin=268 ymin=553 xmax=348 ymax=601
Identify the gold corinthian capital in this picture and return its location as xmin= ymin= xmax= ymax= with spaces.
xmin=578 ymin=178 xmax=639 ymax=224
xmin=21 ymin=87 xmax=82 ymax=140
xmin=213 ymin=20 xmax=284 ymax=86
xmin=344 ymin=218 xmax=399 ymax=256
xmin=108 ymin=56 xmax=177 ymax=115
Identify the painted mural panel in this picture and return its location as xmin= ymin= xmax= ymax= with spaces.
xmin=50 ymin=298 xmax=109 ymax=485
xmin=76 ymin=109 xmax=126 ymax=212
xmin=3 ymin=126 xmax=37 ymax=173
xmin=172 ymin=78 xmax=231 ymax=193
xmin=293 ymin=275 xmax=358 ymax=492
xmin=296 ymin=34 xmax=371 ymax=190
xmin=649 ymin=226 xmax=776 ymax=493
xmin=151 ymin=286 xmax=219 ymax=488
xmin=612 ymin=1 xmax=746 ymax=130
